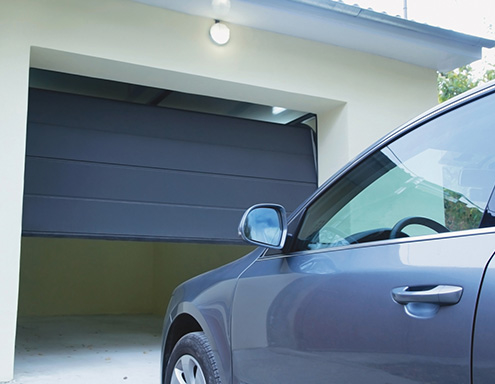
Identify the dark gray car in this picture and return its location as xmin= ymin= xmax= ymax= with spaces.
xmin=161 ymin=81 xmax=495 ymax=384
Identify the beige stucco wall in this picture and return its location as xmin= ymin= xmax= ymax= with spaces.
xmin=0 ymin=0 xmax=439 ymax=380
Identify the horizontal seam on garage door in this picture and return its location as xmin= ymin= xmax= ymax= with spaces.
xmin=25 ymin=155 xmax=317 ymax=186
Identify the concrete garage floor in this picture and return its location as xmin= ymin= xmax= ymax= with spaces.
xmin=12 ymin=315 xmax=163 ymax=384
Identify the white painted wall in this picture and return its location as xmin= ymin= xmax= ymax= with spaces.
xmin=0 ymin=7 xmax=30 ymax=380
xmin=0 ymin=0 xmax=438 ymax=380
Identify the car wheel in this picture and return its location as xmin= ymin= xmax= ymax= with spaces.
xmin=165 ymin=332 xmax=221 ymax=384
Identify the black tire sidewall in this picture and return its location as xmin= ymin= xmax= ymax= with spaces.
xmin=164 ymin=332 xmax=221 ymax=384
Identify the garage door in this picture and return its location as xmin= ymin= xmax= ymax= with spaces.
xmin=23 ymin=89 xmax=317 ymax=243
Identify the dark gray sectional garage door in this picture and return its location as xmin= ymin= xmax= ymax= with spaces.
xmin=23 ymin=89 xmax=317 ymax=243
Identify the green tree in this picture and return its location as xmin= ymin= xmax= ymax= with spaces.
xmin=483 ymin=67 xmax=495 ymax=83
xmin=437 ymin=65 xmax=478 ymax=103
xmin=437 ymin=64 xmax=495 ymax=103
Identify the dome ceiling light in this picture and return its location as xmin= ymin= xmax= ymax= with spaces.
xmin=210 ymin=20 xmax=230 ymax=45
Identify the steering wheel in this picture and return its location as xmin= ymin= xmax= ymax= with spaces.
xmin=389 ymin=216 xmax=450 ymax=239
xmin=307 ymin=226 xmax=359 ymax=249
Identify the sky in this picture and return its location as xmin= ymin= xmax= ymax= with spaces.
xmin=340 ymin=0 xmax=495 ymax=71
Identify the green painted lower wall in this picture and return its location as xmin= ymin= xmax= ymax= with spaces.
xmin=151 ymin=242 xmax=254 ymax=315
xmin=18 ymin=238 xmax=253 ymax=316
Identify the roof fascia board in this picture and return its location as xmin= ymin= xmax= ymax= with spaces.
xmin=291 ymin=0 xmax=495 ymax=48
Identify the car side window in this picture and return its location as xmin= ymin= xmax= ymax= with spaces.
xmin=294 ymin=92 xmax=495 ymax=251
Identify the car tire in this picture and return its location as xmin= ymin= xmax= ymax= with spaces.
xmin=165 ymin=332 xmax=221 ymax=384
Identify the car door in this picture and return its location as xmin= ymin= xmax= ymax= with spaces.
xmin=231 ymin=89 xmax=495 ymax=384
xmin=472 ymin=194 xmax=495 ymax=383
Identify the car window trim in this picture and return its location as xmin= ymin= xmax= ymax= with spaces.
xmin=259 ymin=225 xmax=495 ymax=261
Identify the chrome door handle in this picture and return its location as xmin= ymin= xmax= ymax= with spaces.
xmin=392 ymin=285 xmax=463 ymax=305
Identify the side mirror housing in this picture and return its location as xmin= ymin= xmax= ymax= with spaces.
xmin=238 ymin=204 xmax=288 ymax=249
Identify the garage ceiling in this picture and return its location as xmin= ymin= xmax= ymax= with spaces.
xmin=29 ymin=69 xmax=313 ymax=127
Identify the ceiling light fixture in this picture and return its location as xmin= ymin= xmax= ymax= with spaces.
xmin=210 ymin=20 xmax=230 ymax=45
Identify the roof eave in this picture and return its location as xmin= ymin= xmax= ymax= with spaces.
xmin=293 ymin=0 xmax=495 ymax=49
xmin=133 ymin=0 xmax=495 ymax=72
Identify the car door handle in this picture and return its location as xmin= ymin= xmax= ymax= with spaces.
xmin=392 ymin=285 xmax=463 ymax=305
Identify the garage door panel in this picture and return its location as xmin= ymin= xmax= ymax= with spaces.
xmin=24 ymin=157 xmax=315 ymax=210
xmin=23 ymin=196 xmax=245 ymax=242
xmin=23 ymin=89 xmax=317 ymax=242
xmin=28 ymin=90 xmax=311 ymax=156
xmin=27 ymin=123 xmax=316 ymax=183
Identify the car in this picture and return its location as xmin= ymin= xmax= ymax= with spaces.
xmin=160 ymin=80 xmax=495 ymax=384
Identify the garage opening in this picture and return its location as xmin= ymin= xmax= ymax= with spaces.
xmin=16 ymin=69 xmax=318 ymax=382
xmin=16 ymin=238 xmax=253 ymax=382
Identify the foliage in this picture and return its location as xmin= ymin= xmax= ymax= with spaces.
xmin=483 ymin=67 xmax=495 ymax=83
xmin=443 ymin=189 xmax=483 ymax=232
xmin=437 ymin=64 xmax=495 ymax=103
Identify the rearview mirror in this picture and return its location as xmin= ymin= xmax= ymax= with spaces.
xmin=238 ymin=204 xmax=287 ymax=249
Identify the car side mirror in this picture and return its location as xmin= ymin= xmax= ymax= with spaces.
xmin=238 ymin=204 xmax=288 ymax=249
